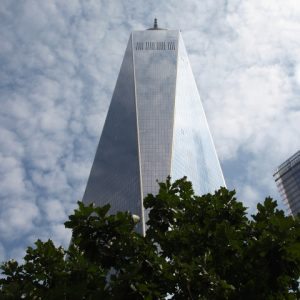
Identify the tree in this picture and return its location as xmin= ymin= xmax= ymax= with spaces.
xmin=1 ymin=177 xmax=300 ymax=299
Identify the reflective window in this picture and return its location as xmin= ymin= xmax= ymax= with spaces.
xmin=83 ymin=35 xmax=143 ymax=233
xmin=274 ymin=151 xmax=300 ymax=216
xmin=83 ymin=30 xmax=227 ymax=233
xmin=133 ymin=30 xmax=179 ymax=203
xmin=171 ymin=34 xmax=225 ymax=195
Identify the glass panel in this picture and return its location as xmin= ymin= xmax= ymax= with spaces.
xmin=171 ymin=34 xmax=225 ymax=195
xmin=133 ymin=30 xmax=179 ymax=202
xmin=83 ymin=35 xmax=143 ymax=232
xmin=275 ymin=155 xmax=300 ymax=216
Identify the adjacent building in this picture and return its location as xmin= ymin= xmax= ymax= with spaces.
xmin=83 ymin=21 xmax=226 ymax=234
xmin=273 ymin=150 xmax=300 ymax=216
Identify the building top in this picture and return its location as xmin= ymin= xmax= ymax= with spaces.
xmin=274 ymin=150 xmax=300 ymax=177
xmin=147 ymin=18 xmax=166 ymax=30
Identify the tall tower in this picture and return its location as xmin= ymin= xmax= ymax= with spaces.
xmin=83 ymin=21 xmax=226 ymax=234
xmin=273 ymin=150 xmax=300 ymax=216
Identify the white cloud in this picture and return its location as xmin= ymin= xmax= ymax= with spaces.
xmin=0 ymin=243 xmax=6 ymax=262
xmin=41 ymin=199 xmax=67 ymax=223
xmin=240 ymin=184 xmax=260 ymax=214
xmin=0 ymin=200 xmax=39 ymax=240
xmin=294 ymin=64 xmax=300 ymax=86
xmin=210 ymin=64 xmax=292 ymax=159
xmin=50 ymin=224 xmax=72 ymax=247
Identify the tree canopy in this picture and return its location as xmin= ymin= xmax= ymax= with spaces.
xmin=1 ymin=177 xmax=300 ymax=299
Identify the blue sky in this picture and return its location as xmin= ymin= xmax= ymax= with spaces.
xmin=0 ymin=0 xmax=300 ymax=261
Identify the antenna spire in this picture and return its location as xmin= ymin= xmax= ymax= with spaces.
xmin=147 ymin=18 xmax=166 ymax=30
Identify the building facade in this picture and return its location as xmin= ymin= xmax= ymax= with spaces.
xmin=83 ymin=22 xmax=226 ymax=234
xmin=273 ymin=150 xmax=300 ymax=216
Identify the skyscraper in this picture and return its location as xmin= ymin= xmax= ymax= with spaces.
xmin=273 ymin=150 xmax=300 ymax=216
xmin=83 ymin=21 xmax=225 ymax=234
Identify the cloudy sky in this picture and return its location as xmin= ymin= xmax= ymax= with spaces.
xmin=1 ymin=0 xmax=300 ymax=261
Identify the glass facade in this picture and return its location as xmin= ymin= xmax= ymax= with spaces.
xmin=274 ymin=151 xmax=300 ymax=216
xmin=83 ymin=28 xmax=226 ymax=234
xmin=82 ymin=35 xmax=143 ymax=233
xmin=171 ymin=35 xmax=225 ymax=195
xmin=132 ymin=30 xmax=178 ymax=202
